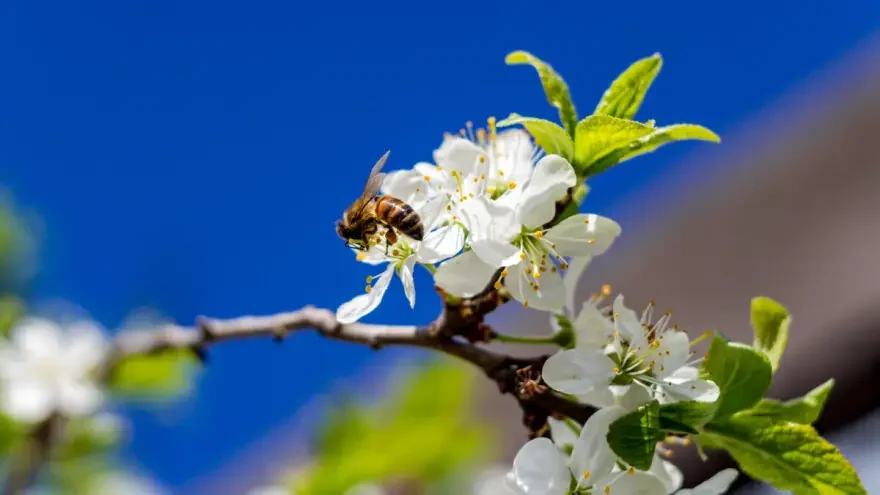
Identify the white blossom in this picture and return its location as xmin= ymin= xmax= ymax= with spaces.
xmin=335 ymin=195 xmax=465 ymax=324
xmin=0 ymin=316 xmax=108 ymax=423
xmin=542 ymin=294 xmax=719 ymax=405
xmin=435 ymin=154 xmax=620 ymax=311
xmin=676 ymin=469 xmax=738 ymax=495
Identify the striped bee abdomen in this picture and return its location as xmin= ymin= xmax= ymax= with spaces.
xmin=375 ymin=196 xmax=424 ymax=241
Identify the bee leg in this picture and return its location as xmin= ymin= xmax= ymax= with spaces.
xmin=385 ymin=229 xmax=398 ymax=256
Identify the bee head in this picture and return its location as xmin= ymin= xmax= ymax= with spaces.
xmin=335 ymin=219 xmax=351 ymax=240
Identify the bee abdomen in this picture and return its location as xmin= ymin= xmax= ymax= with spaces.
xmin=376 ymin=196 xmax=424 ymax=241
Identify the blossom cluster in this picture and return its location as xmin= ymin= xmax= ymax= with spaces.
xmin=336 ymin=121 xmax=621 ymax=323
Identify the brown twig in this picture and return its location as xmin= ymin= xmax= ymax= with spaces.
xmin=1 ymin=415 xmax=64 ymax=495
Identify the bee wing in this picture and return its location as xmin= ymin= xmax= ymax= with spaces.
xmin=360 ymin=150 xmax=390 ymax=201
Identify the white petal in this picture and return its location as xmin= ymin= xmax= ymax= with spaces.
xmin=461 ymin=197 xmax=520 ymax=266
xmin=542 ymin=348 xmax=615 ymax=396
xmin=575 ymin=387 xmax=616 ymax=409
xmin=653 ymin=331 xmax=690 ymax=378
xmin=335 ymin=264 xmax=395 ymax=324
xmin=57 ymin=377 xmax=104 ymax=417
xmin=662 ymin=379 xmax=720 ymax=403
xmin=516 ymin=155 xmax=577 ymax=228
xmin=572 ymin=303 xmax=614 ymax=349
xmin=510 ymin=438 xmax=571 ymax=495
xmin=505 ymin=262 xmax=566 ymax=312
xmin=690 ymin=468 xmax=739 ymax=495
xmin=649 ymin=455 xmax=684 ymax=494
xmin=547 ymin=417 xmax=579 ymax=449
xmin=434 ymin=137 xmax=484 ymax=176
xmin=63 ymin=321 xmax=109 ymax=371
xmin=398 ymin=258 xmax=416 ymax=309
xmin=601 ymin=471 xmax=667 ymax=495
xmin=620 ymin=382 xmax=654 ymax=411
xmin=417 ymin=225 xmax=464 ymax=263
xmin=563 ymin=256 xmax=592 ymax=315
xmin=667 ymin=365 xmax=700 ymax=382
xmin=570 ymin=405 xmax=627 ymax=481
xmin=491 ymin=129 xmax=536 ymax=185
xmin=613 ymin=295 xmax=648 ymax=351
xmin=380 ymin=168 xmax=431 ymax=208
xmin=11 ymin=317 xmax=63 ymax=361
xmin=1 ymin=378 xmax=54 ymax=423
xmin=434 ymin=251 xmax=498 ymax=298
xmin=354 ymin=245 xmax=392 ymax=266
xmin=542 ymin=214 xmax=621 ymax=258
xmin=418 ymin=195 xmax=449 ymax=232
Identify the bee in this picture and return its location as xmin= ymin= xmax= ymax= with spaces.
xmin=336 ymin=150 xmax=425 ymax=252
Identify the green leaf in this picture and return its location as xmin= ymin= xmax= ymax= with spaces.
xmin=659 ymin=400 xmax=718 ymax=435
xmin=551 ymin=313 xmax=576 ymax=349
xmin=0 ymin=413 xmax=25 ymax=455
xmin=573 ymin=115 xmax=655 ymax=173
xmin=701 ymin=415 xmax=866 ymax=494
xmin=751 ymin=296 xmax=791 ymax=372
xmin=0 ymin=294 xmax=24 ymax=337
xmin=595 ymin=53 xmax=662 ymax=120
xmin=587 ymin=123 xmax=720 ymax=176
xmin=607 ymin=400 xmax=664 ymax=470
xmin=740 ymin=379 xmax=835 ymax=425
xmin=108 ymin=348 xmax=200 ymax=401
xmin=702 ymin=334 xmax=772 ymax=420
xmin=505 ymin=51 xmax=578 ymax=136
xmin=496 ymin=114 xmax=574 ymax=161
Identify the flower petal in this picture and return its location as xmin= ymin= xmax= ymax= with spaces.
xmin=620 ymin=382 xmax=654 ymax=411
xmin=63 ymin=321 xmax=109 ymax=372
xmin=11 ymin=317 xmax=63 ymax=361
xmin=613 ymin=295 xmax=648 ymax=351
xmin=563 ymin=256 xmax=592 ymax=316
xmin=653 ymin=330 xmax=690 ymax=378
xmin=689 ymin=468 xmax=739 ymax=495
xmin=434 ymin=137 xmax=484 ymax=176
xmin=505 ymin=262 xmax=566 ymax=312
xmin=542 ymin=214 xmax=621 ymax=258
xmin=380 ymin=167 xmax=432 ymax=208
xmin=57 ymin=377 xmax=104 ymax=417
xmin=572 ymin=303 xmax=614 ymax=349
xmin=354 ymin=246 xmax=392 ymax=266
xmin=491 ymin=129 xmax=536 ymax=185
xmin=575 ymin=387 xmax=616 ymax=409
xmin=516 ymin=155 xmax=577 ymax=228
xmin=510 ymin=438 xmax=571 ymax=495
xmin=661 ymin=378 xmax=720 ymax=404
xmin=649 ymin=455 xmax=684 ymax=494
xmin=418 ymin=225 xmax=464 ymax=264
xmin=434 ymin=251 xmax=499 ymax=298
xmin=461 ymin=197 xmax=521 ymax=267
xmin=542 ymin=348 xmax=615 ymax=396
xmin=570 ymin=405 xmax=627 ymax=482
xmin=601 ymin=471 xmax=666 ymax=495
xmin=547 ymin=417 xmax=579 ymax=450
xmin=335 ymin=264 xmax=395 ymax=324
xmin=1 ymin=377 xmax=54 ymax=423
xmin=418 ymin=194 xmax=449 ymax=232
xmin=398 ymin=258 xmax=416 ymax=309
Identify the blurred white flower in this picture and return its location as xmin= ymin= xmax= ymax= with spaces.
xmin=247 ymin=486 xmax=290 ymax=495
xmin=676 ymin=469 xmax=738 ymax=495
xmin=0 ymin=316 xmax=108 ymax=423
xmin=335 ymin=195 xmax=465 ymax=324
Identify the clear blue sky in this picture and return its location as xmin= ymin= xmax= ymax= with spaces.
xmin=0 ymin=0 xmax=876 ymax=490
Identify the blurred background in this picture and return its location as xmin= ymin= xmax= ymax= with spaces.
xmin=1 ymin=1 xmax=879 ymax=493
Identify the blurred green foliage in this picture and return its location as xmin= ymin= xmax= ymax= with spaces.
xmin=288 ymin=357 xmax=499 ymax=494
xmin=108 ymin=348 xmax=201 ymax=402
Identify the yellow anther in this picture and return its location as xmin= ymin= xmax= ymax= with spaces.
xmin=582 ymin=471 xmax=591 ymax=480
xmin=584 ymin=217 xmax=590 ymax=224
xmin=458 ymin=128 xmax=466 ymax=136
xmin=682 ymin=437 xmax=692 ymax=447
xmin=494 ymin=280 xmax=503 ymax=290
xmin=356 ymin=252 xmax=367 ymax=261
xmin=613 ymin=367 xmax=620 ymax=373
xmin=446 ymin=204 xmax=452 ymax=211
xmin=651 ymin=341 xmax=660 ymax=348
xmin=627 ymin=466 xmax=635 ymax=475
xmin=533 ymin=270 xmax=541 ymax=278
xmin=534 ymin=231 xmax=543 ymax=238
xmin=604 ymin=486 xmax=610 ymax=495
xmin=487 ymin=116 xmax=496 ymax=130
xmin=415 ymin=187 xmax=420 ymax=192
xmin=476 ymin=128 xmax=486 ymax=141
xmin=551 ymin=266 xmax=557 ymax=272
xmin=601 ymin=284 xmax=612 ymax=296
xmin=523 ymin=300 xmax=529 ymax=308
xmin=508 ymin=181 xmax=517 ymax=190
xmin=560 ymin=262 xmax=569 ymax=269
xmin=480 ymin=173 xmax=486 ymax=180
xmin=664 ymin=450 xmax=674 ymax=458
xmin=501 ymin=269 xmax=509 ymax=277
xmin=365 ymin=285 xmax=372 ymax=293
xmin=479 ymin=155 xmax=486 ymax=164
xmin=469 ymin=193 xmax=474 ymax=198
xmin=424 ymin=175 xmax=431 ymax=182
xmin=499 ymin=170 xmax=505 ymax=177
xmin=437 ymin=165 xmax=443 ymax=171
xmin=588 ymin=239 xmax=595 ymax=244
xmin=392 ymin=249 xmax=400 ymax=256
xmin=519 ymin=252 xmax=527 ymax=260
xmin=473 ymin=177 xmax=478 ymax=183
xmin=366 ymin=275 xmax=373 ymax=283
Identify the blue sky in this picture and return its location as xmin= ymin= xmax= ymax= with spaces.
xmin=0 ymin=0 xmax=877 ymax=489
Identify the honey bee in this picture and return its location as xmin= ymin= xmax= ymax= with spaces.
xmin=336 ymin=150 xmax=425 ymax=251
